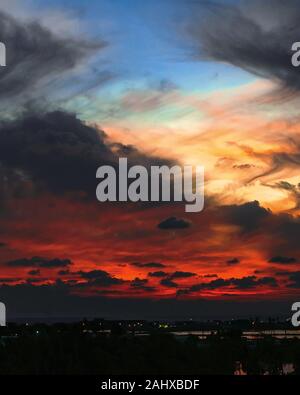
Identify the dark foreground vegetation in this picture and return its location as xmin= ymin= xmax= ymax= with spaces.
xmin=1 ymin=323 xmax=300 ymax=374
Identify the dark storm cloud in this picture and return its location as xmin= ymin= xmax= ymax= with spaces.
xmin=0 ymin=111 xmax=114 ymax=196
xmin=222 ymin=201 xmax=270 ymax=232
xmin=169 ymin=271 xmax=196 ymax=279
xmin=231 ymin=276 xmax=278 ymax=290
xmin=189 ymin=278 xmax=232 ymax=293
xmin=131 ymin=262 xmax=167 ymax=269
xmin=187 ymin=0 xmax=300 ymax=96
xmin=55 ymin=269 xmax=125 ymax=287
xmin=28 ymin=270 xmax=40 ymax=276
xmin=269 ymin=256 xmax=297 ymax=264
xmin=160 ymin=278 xmax=178 ymax=288
xmin=76 ymin=275 xmax=124 ymax=288
xmin=7 ymin=256 xmax=72 ymax=268
xmin=181 ymin=275 xmax=278 ymax=295
xmin=85 ymin=276 xmax=124 ymax=287
xmin=58 ymin=270 xmax=70 ymax=276
xmin=267 ymin=211 xmax=300 ymax=253
xmin=79 ymin=270 xmax=114 ymax=280
xmin=148 ymin=271 xmax=168 ymax=278
xmin=0 ymin=11 xmax=102 ymax=103
xmin=157 ymin=217 xmax=191 ymax=230
xmin=130 ymin=277 xmax=156 ymax=292
xmin=287 ymin=271 xmax=300 ymax=288
xmin=39 ymin=258 xmax=73 ymax=268
xmin=157 ymin=271 xmax=197 ymax=288
xmin=0 ymin=111 xmax=174 ymax=198
xmin=0 ymin=11 xmax=177 ymax=206
xmin=130 ymin=278 xmax=149 ymax=287
xmin=0 ymin=14 xmax=175 ymax=204
xmin=216 ymin=201 xmax=300 ymax=255
xmin=226 ymin=258 xmax=240 ymax=266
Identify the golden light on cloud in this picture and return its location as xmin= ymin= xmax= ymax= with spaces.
xmin=99 ymin=77 xmax=300 ymax=217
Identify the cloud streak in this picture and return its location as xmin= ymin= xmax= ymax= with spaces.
xmin=0 ymin=11 xmax=104 ymax=112
xmin=187 ymin=0 xmax=300 ymax=97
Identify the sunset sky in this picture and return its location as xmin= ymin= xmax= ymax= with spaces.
xmin=1 ymin=0 xmax=300 ymax=320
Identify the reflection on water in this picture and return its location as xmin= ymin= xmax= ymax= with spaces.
xmin=242 ymin=330 xmax=300 ymax=340
xmin=168 ymin=329 xmax=300 ymax=340
xmin=233 ymin=362 xmax=295 ymax=376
